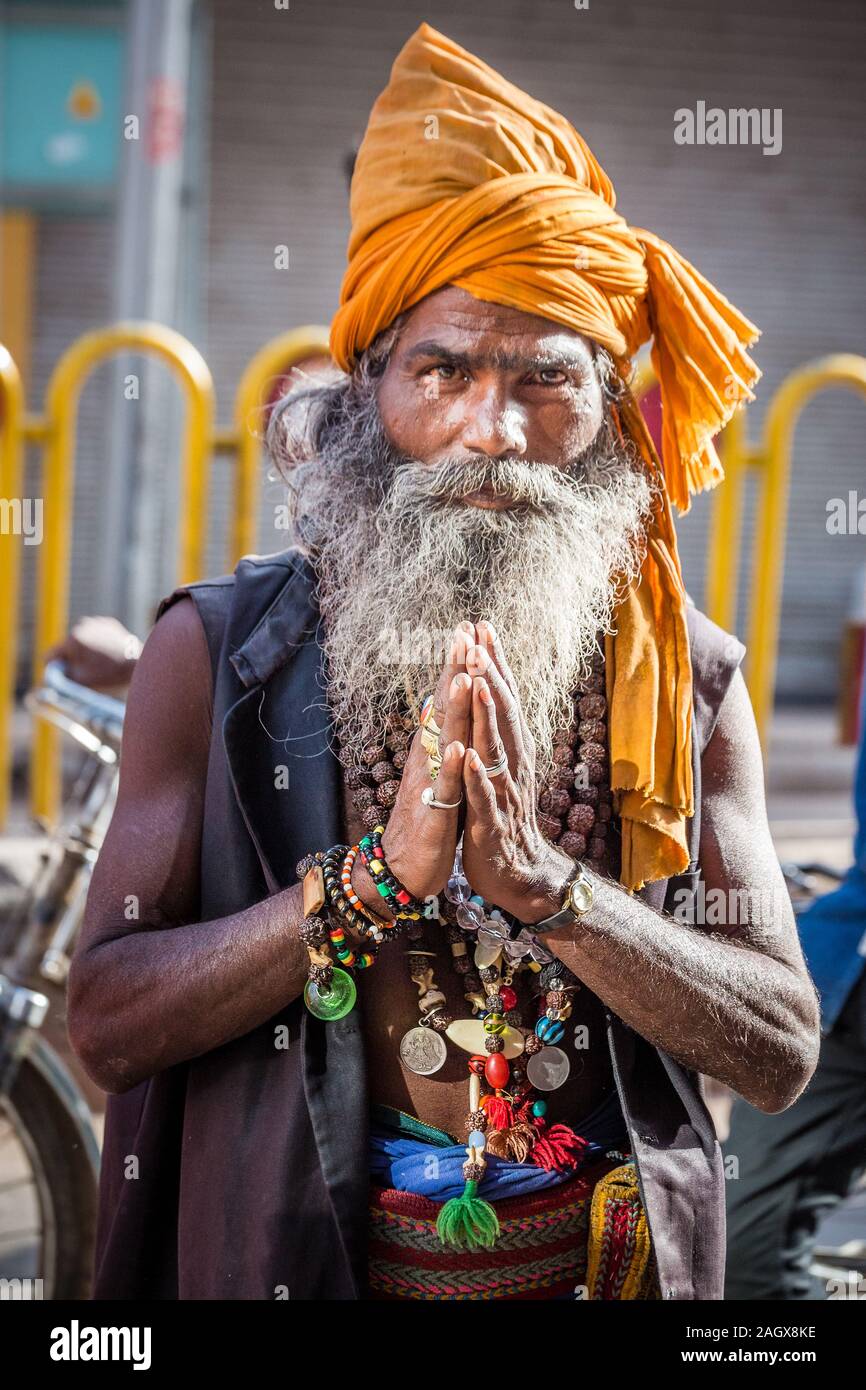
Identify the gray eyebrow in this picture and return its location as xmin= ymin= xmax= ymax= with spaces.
xmin=402 ymin=339 xmax=591 ymax=374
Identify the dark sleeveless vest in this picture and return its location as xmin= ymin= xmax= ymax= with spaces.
xmin=91 ymin=547 xmax=746 ymax=1301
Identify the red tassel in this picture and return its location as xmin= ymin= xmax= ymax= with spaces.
xmin=515 ymin=1098 xmax=534 ymax=1126
xmin=531 ymin=1124 xmax=588 ymax=1173
xmin=485 ymin=1097 xmax=515 ymax=1131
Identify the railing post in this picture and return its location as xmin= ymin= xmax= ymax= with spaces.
xmin=0 ymin=346 xmax=25 ymax=827
xmin=747 ymin=354 xmax=866 ymax=743
xmin=705 ymin=409 xmax=750 ymax=635
xmin=230 ymin=327 xmax=331 ymax=563
xmin=31 ymin=323 xmax=215 ymax=823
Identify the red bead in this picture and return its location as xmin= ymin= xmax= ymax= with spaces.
xmin=499 ymin=986 xmax=518 ymax=1010
xmin=395 ymin=890 xmax=411 ymax=905
xmin=485 ymin=1053 xmax=510 ymax=1089
xmin=468 ymin=1055 xmax=487 ymax=1075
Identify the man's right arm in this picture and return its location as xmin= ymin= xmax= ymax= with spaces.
xmin=67 ymin=595 xmax=314 ymax=1096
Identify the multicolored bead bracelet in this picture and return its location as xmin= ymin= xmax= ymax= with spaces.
xmin=358 ymin=825 xmax=427 ymax=920
xmin=338 ymin=844 xmax=393 ymax=940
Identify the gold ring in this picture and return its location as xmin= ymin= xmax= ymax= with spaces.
xmin=420 ymin=693 xmax=443 ymax=737
xmin=421 ymin=725 xmax=442 ymax=757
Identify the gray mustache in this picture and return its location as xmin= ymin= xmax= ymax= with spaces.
xmin=393 ymin=456 xmax=569 ymax=508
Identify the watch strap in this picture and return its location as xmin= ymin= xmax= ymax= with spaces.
xmin=531 ymin=862 xmax=594 ymax=934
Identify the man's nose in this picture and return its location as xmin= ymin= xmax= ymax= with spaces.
xmin=459 ymin=393 xmax=527 ymax=458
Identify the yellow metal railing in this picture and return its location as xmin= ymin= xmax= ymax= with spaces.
xmin=747 ymin=355 xmax=866 ymax=738
xmin=0 ymin=323 xmax=331 ymax=825
xmin=3 ymin=328 xmax=864 ymax=824
xmin=0 ymin=345 xmax=26 ymax=827
xmin=30 ymin=323 xmax=216 ymax=823
xmin=634 ymin=353 xmax=866 ymax=745
xmin=227 ymin=325 xmax=331 ymax=561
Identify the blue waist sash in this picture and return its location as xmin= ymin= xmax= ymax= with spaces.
xmin=370 ymin=1087 xmax=630 ymax=1204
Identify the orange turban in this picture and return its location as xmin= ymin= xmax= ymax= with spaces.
xmin=330 ymin=23 xmax=761 ymax=892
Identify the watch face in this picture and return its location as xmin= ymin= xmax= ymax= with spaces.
xmin=568 ymin=876 xmax=593 ymax=915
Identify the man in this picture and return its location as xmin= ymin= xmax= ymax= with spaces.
xmin=68 ymin=24 xmax=820 ymax=1301
xmin=44 ymin=615 xmax=142 ymax=692
xmin=724 ymin=679 xmax=866 ymax=1300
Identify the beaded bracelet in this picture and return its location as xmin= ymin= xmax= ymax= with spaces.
xmin=338 ymin=845 xmax=393 ymax=941
xmin=328 ymin=919 xmax=377 ymax=970
xmin=358 ymin=825 xmax=425 ymax=920
xmin=321 ymin=844 xmax=383 ymax=942
xmin=296 ymin=850 xmax=358 ymax=1021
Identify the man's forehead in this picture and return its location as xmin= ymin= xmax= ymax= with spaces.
xmin=394 ymin=286 xmax=598 ymax=370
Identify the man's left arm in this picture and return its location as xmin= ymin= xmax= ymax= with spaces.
xmin=527 ymin=668 xmax=822 ymax=1113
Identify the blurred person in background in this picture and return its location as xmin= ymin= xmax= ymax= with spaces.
xmin=45 ymin=615 xmax=142 ymax=694
xmin=724 ymin=680 xmax=866 ymax=1300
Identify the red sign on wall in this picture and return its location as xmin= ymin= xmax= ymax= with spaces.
xmin=146 ymin=77 xmax=184 ymax=164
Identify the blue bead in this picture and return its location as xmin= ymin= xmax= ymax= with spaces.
xmin=532 ymin=1100 xmax=547 ymax=1117
xmin=468 ymin=1130 xmax=486 ymax=1148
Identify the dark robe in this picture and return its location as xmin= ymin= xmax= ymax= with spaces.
xmin=90 ymin=547 xmax=746 ymax=1300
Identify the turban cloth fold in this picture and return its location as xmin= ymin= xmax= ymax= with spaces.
xmin=330 ymin=23 xmax=761 ymax=891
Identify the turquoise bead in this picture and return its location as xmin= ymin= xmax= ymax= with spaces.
xmin=532 ymin=1100 xmax=547 ymax=1118
xmin=536 ymin=1017 xmax=564 ymax=1044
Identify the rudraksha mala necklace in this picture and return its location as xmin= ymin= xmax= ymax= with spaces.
xmin=297 ymin=645 xmax=619 ymax=1249
xmin=341 ymin=647 xmax=615 ymax=865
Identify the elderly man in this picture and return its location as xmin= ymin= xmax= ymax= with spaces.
xmin=68 ymin=24 xmax=820 ymax=1302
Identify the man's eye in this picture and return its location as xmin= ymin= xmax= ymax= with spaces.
xmin=425 ymin=364 xmax=458 ymax=380
xmin=533 ymin=369 xmax=569 ymax=386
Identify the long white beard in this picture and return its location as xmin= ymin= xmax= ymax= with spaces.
xmin=272 ymin=376 xmax=657 ymax=790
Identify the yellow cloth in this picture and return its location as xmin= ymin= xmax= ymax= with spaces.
xmin=330 ymin=23 xmax=761 ymax=890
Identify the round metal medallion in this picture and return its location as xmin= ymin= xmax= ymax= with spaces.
xmin=399 ymin=1025 xmax=448 ymax=1076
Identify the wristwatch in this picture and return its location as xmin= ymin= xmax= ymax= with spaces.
xmin=530 ymin=862 xmax=595 ymax=933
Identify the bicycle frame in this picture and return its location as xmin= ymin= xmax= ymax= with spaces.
xmin=0 ymin=663 xmax=123 ymax=1098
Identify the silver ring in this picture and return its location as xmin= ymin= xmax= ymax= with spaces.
xmin=421 ymin=786 xmax=463 ymax=810
xmin=483 ymin=752 xmax=509 ymax=777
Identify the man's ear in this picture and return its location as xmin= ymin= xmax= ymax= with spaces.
xmin=592 ymin=342 xmax=626 ymax=404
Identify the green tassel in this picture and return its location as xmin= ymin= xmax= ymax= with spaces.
xmin=436 ymin=1180 xmax=500 ymax=1250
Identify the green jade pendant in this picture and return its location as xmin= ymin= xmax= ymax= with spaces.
xmin=304 ymin=966 xmax=357 ymax=1021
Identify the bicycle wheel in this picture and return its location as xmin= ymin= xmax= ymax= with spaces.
xmin=0 ymin=1044 xmax=99 ymax=1299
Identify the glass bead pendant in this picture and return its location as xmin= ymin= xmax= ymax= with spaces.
xmin=304 ymin=967 xmax=357 ymax=1021
xmin=445 ymin=864 xmax=471 ymax=904
xmin=457 ymin=901 xmax=485 ymax=930
xmin=526 ymin=1045 xmax=571 ymax=1091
